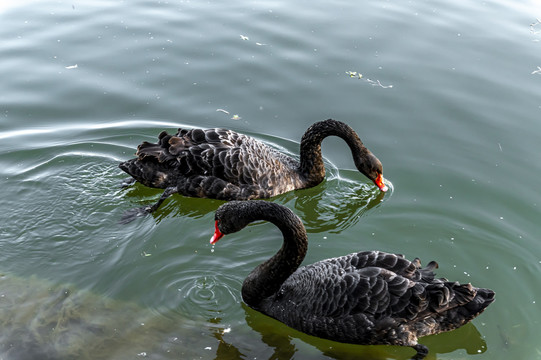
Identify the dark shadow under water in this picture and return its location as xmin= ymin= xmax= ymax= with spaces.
xmin=0 ymin=272 xmax=221 ymax=360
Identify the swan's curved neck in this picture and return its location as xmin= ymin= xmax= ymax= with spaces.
xmin=298 ymin=119 xmax=369 ymax=186
xmin=241 ymin=205 xmax=308 ymax=308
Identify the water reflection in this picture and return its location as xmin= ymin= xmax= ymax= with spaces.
xmin=209 ymin=317 xmax=246 ymax=360
xmin=121 ymin=170 xmax=389 ymax=231
xmin=118 ymin=182 xmax=226 ymax=224
xmin=288 ymin=174 xmax=388 ymax=234
xmin=242 ymin=304 xmax=487 ymax=360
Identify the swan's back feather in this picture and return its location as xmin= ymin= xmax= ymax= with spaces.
xmin=123 ymin=128 xmax=305 ymax=198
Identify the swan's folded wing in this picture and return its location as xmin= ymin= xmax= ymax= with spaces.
xmin=134 ymin=128 xmax=240 ymax=177
xmin=275 ymin=258 xmax=477 ymax=322
xmin=272 ymin=261 xmax=409 ymax=318
xmin=340 ymin=266 xmax=478 ymax=322
xmin=138 ymin=129 xmax=273 ymax=184
xmin=339 ymin=250 xmax=439 ymax=282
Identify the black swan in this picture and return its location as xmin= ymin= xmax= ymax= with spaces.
xmin=210 ymin=201 xmax=495 ymax=359
xmin=119 ymin=119 xmax=387 ymax=217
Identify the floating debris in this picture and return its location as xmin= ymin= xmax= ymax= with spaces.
xmin=216 ymin=109 xmax=241 ymax=120
xmin=65 ymin=64 xmax=78 ymax=69
xmin=532 ymin=66 xmax=541 ymax=75
xmin=346 ymin=71 xmax=393 ymax=88
xmin=366 ymin=78 xmax=393 ymax=88
xmin=346 ymin=71 xmax=363 ymax=79
xmin=239 ymin=35 xmax=269 ymax=46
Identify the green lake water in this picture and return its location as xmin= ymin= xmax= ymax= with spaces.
xmin=1 ymin=0 xmax=541 ymax=359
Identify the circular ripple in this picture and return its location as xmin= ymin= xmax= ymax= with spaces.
xmin=170 ymin=270 xmax=243 ymax=319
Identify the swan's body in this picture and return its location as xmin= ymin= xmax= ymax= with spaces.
xmin=119 ymin=119 xmax=387 ymax=219
xmin=210 ymin=201 xmax=495 ymax=359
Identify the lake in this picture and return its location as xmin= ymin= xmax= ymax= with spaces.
xmin=1 ymin=0 xmax=540 ymax=359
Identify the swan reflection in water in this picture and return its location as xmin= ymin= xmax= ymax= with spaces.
xmin=120 ymin=169 xmax=387 ymax=232
xmin=240 ymin=303 xmax=488 ymax=360
xmin=203 ymin=307 xmax=488 ymax=360
xmin=287 ymin=171 xmax=388 ymax=234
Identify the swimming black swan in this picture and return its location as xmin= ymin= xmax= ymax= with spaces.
xmin=210 ymin=201 xmax=495 ymax=359
xmin=119 ymin=119 xmax=387 ymax=217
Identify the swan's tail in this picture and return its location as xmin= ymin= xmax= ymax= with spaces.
xmin=411 ymin=282 xmax=494 ymax=340
xmin=462 ymin=287 xmax=495 ymax=319
xmin=438 ymin=285 xmax=495 ymax=333
xmin=119 ymin=131 xmax=187 ymax=189
xmin=119 ymin=158 xmax=175 ymax=189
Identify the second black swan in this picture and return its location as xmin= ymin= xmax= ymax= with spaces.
xmin=119 ymin=119 xmax=387 ymax=217
xmin=210 ymin=201 xmax=495 ymax=359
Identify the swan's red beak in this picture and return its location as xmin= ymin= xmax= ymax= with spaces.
xmin=374 ymin=173 xmax=388 ymax=192
xmin=210 ymin=220 xmax=225 ymax=244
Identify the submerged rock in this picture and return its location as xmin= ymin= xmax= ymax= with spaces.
xmin=0 ymin=273 xmax=202 ymax=360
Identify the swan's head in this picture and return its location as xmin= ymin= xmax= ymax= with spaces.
xmin=356 ymin=152 xmax=388 ymax=192
xmin=210 ymin=201 xmax=302 ymax=244
xmin=210 ymin=201 xmax=257 ymax=244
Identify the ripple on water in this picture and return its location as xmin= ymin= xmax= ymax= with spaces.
xmin=281 ymin=169 xmax=392 ymax=234
xmin=168 ymin=271 xmax=243 ymax=320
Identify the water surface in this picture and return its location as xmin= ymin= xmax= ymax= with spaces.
xmin=1 ymin=0 xmax=541 ymax=359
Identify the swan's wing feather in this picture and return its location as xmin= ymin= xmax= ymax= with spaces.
xmin=134 ymin=128 xmax=296 ymax=188
xmin=275 ymin=253 xmax=478 ymax=323
xmin=346 ymin=251 xmax=436 ymax=281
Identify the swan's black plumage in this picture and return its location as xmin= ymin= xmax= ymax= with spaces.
xmin=210 ymin=201 xmax=495 ymax=359
xmin=119 ymin=119 xmax=387 ymax=218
